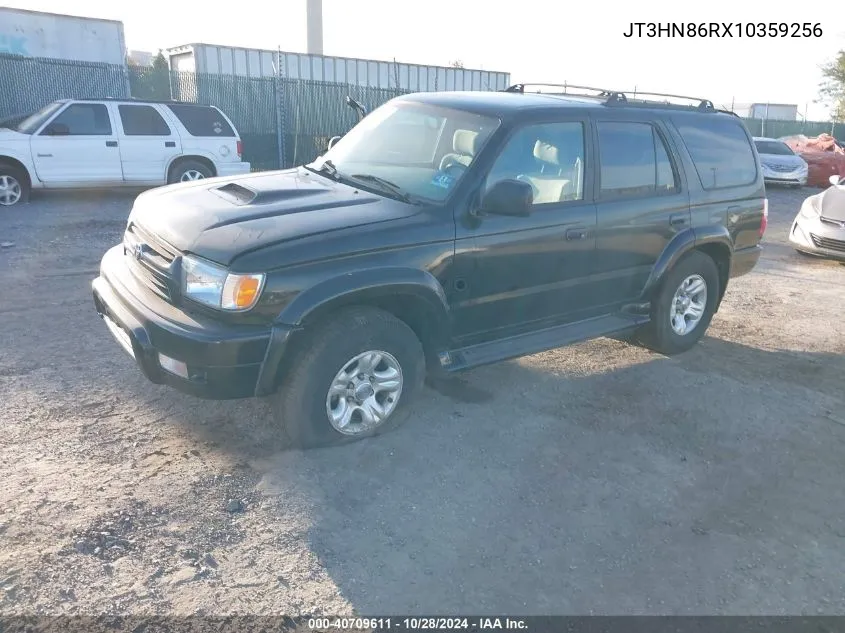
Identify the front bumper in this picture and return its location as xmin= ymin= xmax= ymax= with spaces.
xmin=92 ymin=245 xmax=291 ymax=399
xmin=761 ymin=165 xmax=808 ymax=186
xmin=788 ymin=213 xmax=845 ymax=261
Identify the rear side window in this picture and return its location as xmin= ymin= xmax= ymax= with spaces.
xmin=597 ymin=122 xmax=678 ymax=199
xmin=118 ymin=105 xmax=171 ymax=136
xmin=675 ymin=117 xmax=757 ymax=189
xmin=167 ymin=105 xmax=235 ymax=137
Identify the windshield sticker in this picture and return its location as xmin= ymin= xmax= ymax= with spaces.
xmin=431 ymin=172 xmax=455 ymax=189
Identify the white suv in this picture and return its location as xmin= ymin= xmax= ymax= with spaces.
xmin=0 ymin=99 xmax=251 ymax=206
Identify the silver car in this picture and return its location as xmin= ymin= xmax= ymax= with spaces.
xmin=754 ymin=136 xmax=808 ymax=187
xmin=789 ymin=175 xmax=845 ymax=260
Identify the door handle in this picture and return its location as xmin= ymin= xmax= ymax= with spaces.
xmin=165 ymin=141 xmax=176 ymax=148
xmin=565 ymin=227 xmax=588 ymax=241
xmin=670 ymin=213 xmax=688 ymax=227
xmin=106 ymin=141 xmax=118 ymax=147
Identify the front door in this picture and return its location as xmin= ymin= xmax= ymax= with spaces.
xmin=30 ymin=102 xmax=123 ymax=185
xmin=114 ymin=103 xmax=182 ymax=184
xmin=590 ymin=119 xmax=691 ymax=307
xmin=452 ymin=119 xmax=598 ymax=344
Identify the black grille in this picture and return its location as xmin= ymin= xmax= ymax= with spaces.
xmin=810 ymin=233 xmax=845 ymax=253
xmin=124 ymin=224 xmax=179 ymax=301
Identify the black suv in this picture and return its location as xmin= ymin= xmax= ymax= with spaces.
xmin=93 ymin=84 xmax=767 ymax=448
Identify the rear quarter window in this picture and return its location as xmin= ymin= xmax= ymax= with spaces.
xmin=674 ymin=116 xmax=757 ymax=190
xmin=166 ymin=104 xmax=235 ymax=137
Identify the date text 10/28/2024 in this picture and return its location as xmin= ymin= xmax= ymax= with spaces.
xmin=307 ymin=618 xmax=528 ymax=631
xmin=623 ymin=22 xmax=823 ymax=38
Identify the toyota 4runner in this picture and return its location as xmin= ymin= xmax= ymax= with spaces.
xmin=92 ymin=84 xmax=767 ymax=448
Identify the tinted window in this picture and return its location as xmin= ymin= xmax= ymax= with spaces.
xmin=167 ymin=105 xmax=235 ymax=137
xmin=486 ymin=121 xmax=585 ymax=204
xmin=597 ymin=122 xmax=677 ymax=199
xmin=676 ymin=117 xmax=757 ymax=189
xmin=119 ymin=105 xmax=171 ymax=136
xmin=45 ymin=103 xmax=111 ymax=135
xmin=754 ymin=140 xmax=794 ymax=156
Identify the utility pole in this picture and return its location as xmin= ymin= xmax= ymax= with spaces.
xmin=306 ymin=0 xmax=324 ymax=55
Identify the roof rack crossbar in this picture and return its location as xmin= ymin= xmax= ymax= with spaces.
xmin=503 ymin=83 xmax=715 ymax=112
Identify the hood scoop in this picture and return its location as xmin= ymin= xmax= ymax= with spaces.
xmin=211 ymin=182 xmax=328 ymax=207
xmin=212 ymin=183 xmax=257 ymax=205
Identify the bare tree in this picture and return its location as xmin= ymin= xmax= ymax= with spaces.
xmin=819 ymin=50 xmax=845 ymax=121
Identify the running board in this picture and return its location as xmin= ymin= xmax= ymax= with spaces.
xmin=439 ymin=313 xmax=648 ymax=372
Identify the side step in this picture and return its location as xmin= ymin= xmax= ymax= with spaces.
xmin=440 ymin=313 xmax=648 ymax=372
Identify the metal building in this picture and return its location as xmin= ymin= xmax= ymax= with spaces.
xmin=166 ymin=43 xmax=510 ymax=92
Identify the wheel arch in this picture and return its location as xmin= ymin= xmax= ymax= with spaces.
xmin=0 ymin=155 xmax=33 ymax=189
xmin=261 ymin=268 xmax=451 ymax=393
xmin=643 ymin=225 xmax=733 ymax=310
xmin=166 ymin=154 xmax=217 ymax=181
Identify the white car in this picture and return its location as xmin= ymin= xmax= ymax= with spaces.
xmin=753 ymin=136 xmax=808 ymax=187
xmin=0 ymin=99 xmax=251 ymax=206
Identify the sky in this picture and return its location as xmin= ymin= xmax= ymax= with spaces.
xmin=5 ymin=0 xmax=844 ymax=120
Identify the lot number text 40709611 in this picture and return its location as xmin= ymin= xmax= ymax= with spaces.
xmin=623 ymin=22 xmax=823 ymax=38
xmin=307 ymin=617 xmax=528 ymax=631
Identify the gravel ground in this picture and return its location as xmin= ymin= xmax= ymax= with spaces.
xmin=1 ymin=185 xmax=844 ymax=616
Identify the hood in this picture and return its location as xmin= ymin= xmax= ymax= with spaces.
xmin=0 ymin=128 xmax=30 ymax=143
xmin=128 ymin=168 xmax=420 ymax=266
xmin=820 ymin=185 xmax=845 ymax=222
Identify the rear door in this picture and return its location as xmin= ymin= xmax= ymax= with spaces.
xmin=114 ymin=103 xmax=182 ymax=184
xmin=29 ymin=102 xmax=123 ymax=185
xmin=590 ymin=117 xmax=690 ymax=306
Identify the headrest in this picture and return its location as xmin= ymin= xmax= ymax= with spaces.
xmin=533 ymin=140 xmax=559 ymax=166
xmin=453 ymin=129 xmax=479 ymax=156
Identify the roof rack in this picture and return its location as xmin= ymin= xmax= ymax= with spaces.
xmin=503 ymin=83 xmax=716 ymax=112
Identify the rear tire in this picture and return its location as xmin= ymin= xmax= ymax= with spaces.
xmin=271 ymin=307 xmax=425 ymax=449
xmin=0 ymin=163 xmax=29 ymax=207
xmin=168 ymin=160 xmax=213 ymax=184
xmin=636 ymin=250 xmax=719 ymax=355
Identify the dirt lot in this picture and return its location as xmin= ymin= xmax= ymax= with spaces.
xmin=1 ymin=185 xmax=844 ymax=616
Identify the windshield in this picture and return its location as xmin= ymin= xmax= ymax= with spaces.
xmin=307 ymin=101 xmax=499 ymax=203
xmin=13 ymin=102 xmax=66 ymax=134
xmin=754 ymin=140 xmax=794 ymax=156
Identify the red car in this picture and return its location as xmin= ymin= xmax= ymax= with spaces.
xmin=781 ymin=134 xmax=845 ymax=187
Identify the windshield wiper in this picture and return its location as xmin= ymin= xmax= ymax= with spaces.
xmin=348 ymin=174 xmax=416 ymax=203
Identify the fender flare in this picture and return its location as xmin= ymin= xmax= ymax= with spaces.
xmin=641 ymin=225 xmax=733 ymax=300
xmin=254 ymin=268 xmax=451 ymax=396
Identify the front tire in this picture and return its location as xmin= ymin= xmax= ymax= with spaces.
xmin=271 ymin=307 xmax=425 ymax=449
xmin=0 ymin=164 xmax=29 ymax=207
xmin=636 ymin=250 xmax=719 ymax=355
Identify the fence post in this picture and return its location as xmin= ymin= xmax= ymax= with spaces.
xmin=274 ymin=47 xmax=286 ymax=170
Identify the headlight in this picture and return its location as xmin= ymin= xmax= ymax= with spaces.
xmin=798 ymin=198 xmax=821 ymax=219
xmin=182 ymin=255 xmax=265 ymax=311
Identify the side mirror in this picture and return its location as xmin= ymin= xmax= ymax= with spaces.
xmin=327 ymin=135 xmax=342 ymax=151
xmin=829 ymin=174 xmax=843 ymax=186
xmin=481 ymin=179 xmax=534 ymax=217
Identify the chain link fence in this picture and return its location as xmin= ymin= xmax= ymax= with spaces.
xmin=2 ymin=52 xmax=844 ymax=171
